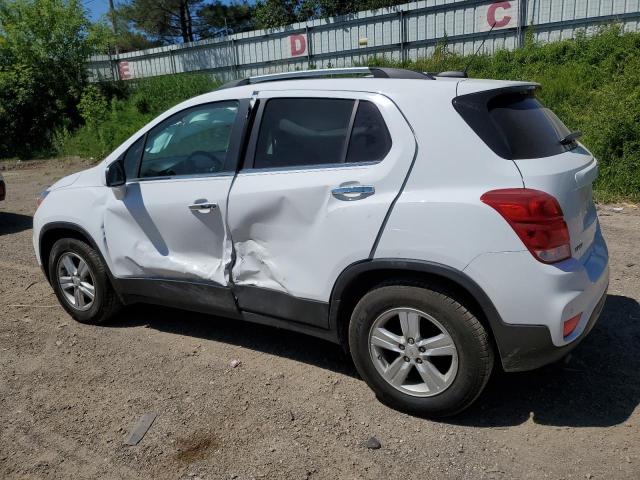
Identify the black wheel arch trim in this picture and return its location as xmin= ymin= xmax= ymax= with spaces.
xmin=40 ymin=221 xmax=100 ymax=250
xmin=38 ymin=222 xmax=117 ymax=286
xmin=329 ymin=258 xmax=505 ymax=329
xmin=328 ymin=258 xmax=558 ymax=371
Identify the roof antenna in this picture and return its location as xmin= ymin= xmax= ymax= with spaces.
xmin=463 ymin=22 xmax=496 ymax=77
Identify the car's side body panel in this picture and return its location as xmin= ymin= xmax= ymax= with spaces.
xmin=372 ymin=81 xmax=527 ymax=269
xmin=33 ymin=164 xmax=109 ymax=268
xmin=227 ymin=90 xmax=417 ymax=306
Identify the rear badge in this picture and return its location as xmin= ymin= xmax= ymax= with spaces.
xmin=574 ymin=242 xmax=583 ymax=253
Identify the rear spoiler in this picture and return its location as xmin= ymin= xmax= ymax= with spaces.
xmin=452 ymin=84 xmax=540 ymax=159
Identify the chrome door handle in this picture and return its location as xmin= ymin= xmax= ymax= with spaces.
xmin=188 ymin=202 xmax=217 ymax=212
xmin=331 ymin=185 xmax=375 ymax=201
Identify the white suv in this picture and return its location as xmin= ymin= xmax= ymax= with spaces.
xmin=33 ymin=67 xmax=609 ymax=416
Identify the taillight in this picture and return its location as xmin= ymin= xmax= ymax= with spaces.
xmin=481 ymin=188 xmax=571 ymax=264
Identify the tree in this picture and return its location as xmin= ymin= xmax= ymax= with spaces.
xmin=118 ymin=1 xmax=407 ymax=42
xmin=254 ymin=0 xmax=298 ymax=29
xmin=197 ymin=1 xmax=254 ymax=38
xmin=103 ymin=11 xmax=162 ymax=53
xmin=314 ymin=0 xmax=408 ymax=18
xmin=120 ymin=0 xmax=203 ymax=44
xmin=253 ymin=0 xmax=408 ymax=29
xmin=0 ymin=0 xmax=105 ymax=157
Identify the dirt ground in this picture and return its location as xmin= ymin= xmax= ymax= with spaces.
xmin=1 ymin=158 xmax=639 ymax=480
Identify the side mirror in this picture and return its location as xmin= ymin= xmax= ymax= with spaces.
xmin=106 ymin=160 xmax=126 ymax=187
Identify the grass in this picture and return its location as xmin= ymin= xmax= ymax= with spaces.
xmin=59 ymin=26 xmax=640 ymax=202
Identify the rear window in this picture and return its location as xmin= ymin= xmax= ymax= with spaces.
xmin=454 ymin=89 xmax=575 ymax=160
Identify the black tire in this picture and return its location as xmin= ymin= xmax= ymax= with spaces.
xmin=48 ymin=238 xmax=121 ymax=324
xmin=348 ymin=284 xmax=493 ymax=417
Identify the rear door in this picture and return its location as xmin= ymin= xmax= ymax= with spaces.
xmin=227 ymin=91 xmax=416 ymax=327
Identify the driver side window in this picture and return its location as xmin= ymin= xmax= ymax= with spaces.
xmin=139 ymin=100 xmax=239 ymax=179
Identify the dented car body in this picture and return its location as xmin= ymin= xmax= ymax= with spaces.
xmin=33 ymin=68 xmax=609 ymax=416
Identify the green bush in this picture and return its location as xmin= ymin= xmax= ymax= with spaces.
xmin=57 ymin=72 xmax=220 ymax=159
xmin=0 ymin=0 xmax=108 ymax=158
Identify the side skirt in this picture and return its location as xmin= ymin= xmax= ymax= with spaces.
xmin=233 ymin=284 xmax=329 ymax=329
xmin=112 ymin=277 xmax=339 ymax=343
xmin=114 ymin=277 xmax=243 ymax=319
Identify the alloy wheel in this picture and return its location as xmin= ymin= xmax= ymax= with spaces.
xmin=368 ymin=307 xmax=458 ymax=397
xmin=57 ymin=252 xmax=96 ymax=311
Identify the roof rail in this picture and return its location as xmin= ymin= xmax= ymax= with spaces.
xmin=219 ymin=67 xmax=434 ymax=89
xmin=435 ymin=71 xmax=468 ymax=78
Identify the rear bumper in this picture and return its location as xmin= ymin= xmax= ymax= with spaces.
xmin=464 ymin=223 xmax=609 ymax=372
xmin=492 ymin=288 xmax=607 ymax=371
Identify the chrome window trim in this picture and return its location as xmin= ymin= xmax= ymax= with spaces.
xmin=125 ymin=170 xmax=235 ymax=184
xmin=237 ymin=160 xmax=378 ymax=175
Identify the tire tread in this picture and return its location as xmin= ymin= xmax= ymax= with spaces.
xmin=49 ymin=238 xmax=121 ymax=325
xmin=348 ymin=281 xmax=494 ymax=417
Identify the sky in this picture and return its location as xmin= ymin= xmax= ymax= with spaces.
xmin=84 ymin=0 xmax=109 ymax=22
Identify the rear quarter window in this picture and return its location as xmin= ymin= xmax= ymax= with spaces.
xmin=453 ymin=89 xmax=575 ymax=160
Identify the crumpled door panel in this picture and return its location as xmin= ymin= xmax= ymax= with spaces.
xmin=228 ymin=92 xmax=416 ymax=304
xmin=104 ymin=176 xmax=234 ymax=285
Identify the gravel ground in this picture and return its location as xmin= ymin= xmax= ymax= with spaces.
xmin=1 ymin=159 xmax=639 ymax=480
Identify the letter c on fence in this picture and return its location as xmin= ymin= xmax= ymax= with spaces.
xmin=290 ymin=34 xmax=307 ymax=56
xmin=487 ymin=1 xmax=512 ymax=28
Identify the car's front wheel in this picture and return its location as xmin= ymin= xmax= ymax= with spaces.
xmin=48 ymin=238 xmax=121 ymax=324
xmin=349 ymin=284 xmax=493 ymax=417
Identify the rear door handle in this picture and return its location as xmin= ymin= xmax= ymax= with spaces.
xmin=188 ymin=202 xmax=217 ymax=212
xmin=331 ymin=185 xmax=375 ymax=201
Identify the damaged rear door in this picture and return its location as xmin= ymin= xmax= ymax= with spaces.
xmin=103 ymin=99 xmax=248 ymax=316
xmin=227 ymin=91 xmax=416 ymax=328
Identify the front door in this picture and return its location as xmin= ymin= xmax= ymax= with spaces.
xmin=227 ymin=91 xmax=416 ymax=327
xmin=103 ymin=99 xmax=248 ymax=313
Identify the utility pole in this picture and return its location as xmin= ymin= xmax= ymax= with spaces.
xmin=108 ymin=0 xmax=120 ymax=54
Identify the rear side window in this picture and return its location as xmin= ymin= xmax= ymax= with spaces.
xmin=454 ymin=90 xmax=574 ymax=160
xmin=346 ymin=101 xmax=392 ymax=163
xmin=253 ymin=98 xmax=391 ymax=169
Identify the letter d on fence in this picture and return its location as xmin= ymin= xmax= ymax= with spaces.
xmin=290 ymin=34 xmax=307 ymax=57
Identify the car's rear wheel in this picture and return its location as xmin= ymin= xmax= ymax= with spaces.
xmin=48 ymin=238 xmax=121 ymax=324
xmin=348 ymin=284 xmax=493 ymax=417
